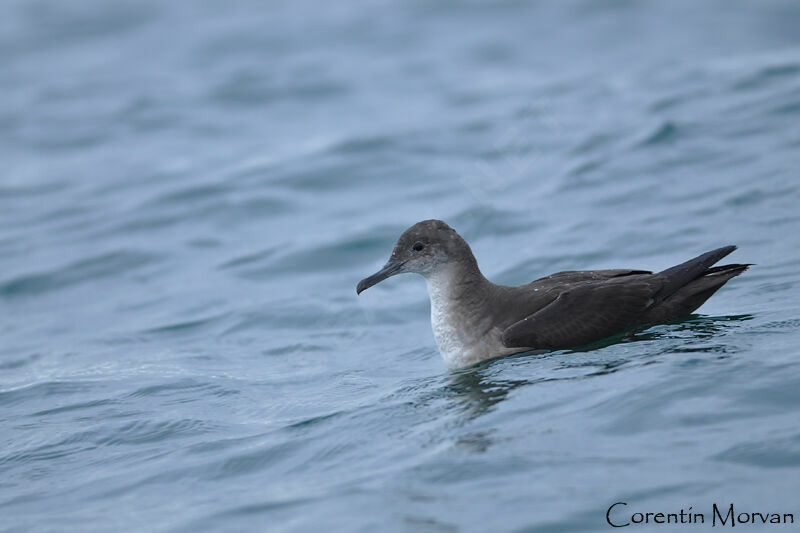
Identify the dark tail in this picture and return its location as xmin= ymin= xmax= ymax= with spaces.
xmin=655 ymin=245 xmax=738 ymax=303
xmin=641 ymin=247 xmax=750 ymax=324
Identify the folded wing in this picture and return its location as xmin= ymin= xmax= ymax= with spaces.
xmin=501 ymin=279 xmax=658 ymax=349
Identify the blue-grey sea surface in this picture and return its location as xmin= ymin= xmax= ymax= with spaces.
xmin=2 ymin=1 xmax=800 ymax=531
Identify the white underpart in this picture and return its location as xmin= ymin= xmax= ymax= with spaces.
xmin=426 ymin=273 xmax=467 ymax=368
xmin=425 ymin=271 xmax=512 ymax=368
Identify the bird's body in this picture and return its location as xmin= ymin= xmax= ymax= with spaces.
xmin=357 ymin=220 xmax=749 ymax=369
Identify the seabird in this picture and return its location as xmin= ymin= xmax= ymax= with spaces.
xmin=357 ymin=219 xmax=749 ymax=369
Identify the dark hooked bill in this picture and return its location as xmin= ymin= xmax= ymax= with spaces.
xmin=356 ymin=260 xmax=406 ymax=294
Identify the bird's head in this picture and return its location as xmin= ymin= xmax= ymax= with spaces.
xmin=356 ymin=219 xmax=472 ymax=294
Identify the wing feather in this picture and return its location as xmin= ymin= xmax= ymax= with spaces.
xmin=501 ymin=280 xmax=657 ymax=349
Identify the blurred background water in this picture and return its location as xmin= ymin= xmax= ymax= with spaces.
xmin=2 ymin=0 xmax=800 ymax=531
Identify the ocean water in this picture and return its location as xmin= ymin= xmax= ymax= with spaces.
xmin=2 ymin=1 xmax=800 ymax=531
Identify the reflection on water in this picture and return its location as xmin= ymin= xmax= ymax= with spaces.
xmin=637 ymin=313 xmax=755 ymax=338
xmin=437 ymin=313 xmax=757 ymax=434
xmin=444 ymin=369 xmax=530 ymax=421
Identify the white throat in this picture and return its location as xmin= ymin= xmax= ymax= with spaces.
xmin=425 ymin=269 xmax=496 ymax=368
xmin=424 ymin=267 xmax=516 ymax=368
xmin=425 ymin=270 xmax=466 ymax=368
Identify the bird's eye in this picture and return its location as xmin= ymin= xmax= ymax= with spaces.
xmin=412 ymin=242 xmax=425 ymax=251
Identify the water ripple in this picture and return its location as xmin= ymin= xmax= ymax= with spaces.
xmin=2 ymin=1 xmax=799 ymax=531
xmin=0 ymin=250 xmax=159 ymax=298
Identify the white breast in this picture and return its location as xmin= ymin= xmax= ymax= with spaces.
xmin=427 ymin=276 xmax=465 ymax=367
xmin=426 ymin=274 xmax=509 ymax=368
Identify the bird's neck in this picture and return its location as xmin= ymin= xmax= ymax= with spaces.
xmin=424 ymin=260 xmax=493 ymax=367
xmin=424 ymin=259 xmax=489 ymax=304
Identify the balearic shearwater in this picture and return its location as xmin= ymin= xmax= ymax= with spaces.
xmin=356 ymin=219 xmax=749 ymax=369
